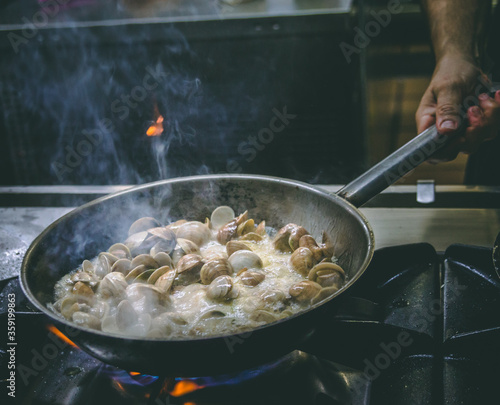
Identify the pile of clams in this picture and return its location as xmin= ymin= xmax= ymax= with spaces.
xmin=49 ymin=206 xmax=345 ymax=338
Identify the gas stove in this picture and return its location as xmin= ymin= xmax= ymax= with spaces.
xmin=1 ymin=184 xmax=500 ymax=404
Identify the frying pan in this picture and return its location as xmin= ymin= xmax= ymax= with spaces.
xmin=21 ymin=125 xmax=448 ymax=376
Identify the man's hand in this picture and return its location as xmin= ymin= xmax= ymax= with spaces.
xmin=415 ymin=55 xmax=500 ymax=162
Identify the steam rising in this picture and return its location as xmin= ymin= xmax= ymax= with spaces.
xmin=7 ymin=17 xmax=232 ymax=185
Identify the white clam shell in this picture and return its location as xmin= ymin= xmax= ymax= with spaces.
xmin=210 ymin=206 xmax=235 ymax=230
xmin=228 ymin=250 xmax=263 ymax=273
xmin=98 ymin=272 xmax=128 ymax=299
xmin=175 ymin=221 xmax=212 ymax=247
xmin=128 ymin=217 xmax=161 ymax=236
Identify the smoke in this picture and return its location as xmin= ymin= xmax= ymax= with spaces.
xmin=3 ymin=8 xmax=233 ymax=185
xmin=3 ymin=0 xmax=365 ymax=186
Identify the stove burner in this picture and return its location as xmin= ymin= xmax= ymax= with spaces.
xmin=3 ymin=243 xmax=500 ymax=404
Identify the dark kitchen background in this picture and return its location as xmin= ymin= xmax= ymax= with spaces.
xmin=1 ymin=0 xmax=447 ymax=186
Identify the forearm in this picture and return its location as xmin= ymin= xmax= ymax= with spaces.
xmin=421 ymin=0 xmax=491 ymax=63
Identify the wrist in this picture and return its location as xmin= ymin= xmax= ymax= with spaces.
xmin=434 ymin=50 xmax=479 ymax=67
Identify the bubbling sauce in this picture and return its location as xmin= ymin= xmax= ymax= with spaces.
xmin=49 ymin=207 xmax=346 ymax=338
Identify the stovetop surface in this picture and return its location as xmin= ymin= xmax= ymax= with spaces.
xmin=2 ymin=243 xmax=499 ymax=404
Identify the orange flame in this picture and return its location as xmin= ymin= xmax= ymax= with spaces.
xmin=170 ymin=380 xmax=203 ymax=397
xmin=129 ymin=371 xmax=141 ymax=376
xmin=47 ymin=325 xmax=79 ymax=348
xmin=147 ymin=115 xmax=164 ymax=137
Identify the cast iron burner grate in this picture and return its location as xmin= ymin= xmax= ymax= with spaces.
xmin=1 ymin=243 xmax=499 ymax=404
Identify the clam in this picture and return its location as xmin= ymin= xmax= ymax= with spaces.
xmin=147 ymin=265 xmax=170 ymax=284
xmin=72 ymin=281 xmax=94 ymax=301
xmin=255 ymin=220 xmax=266 ymax=236
xmin=175 ymin=221 xmax=212 ymax=247
xmin=128 ymin=217 xmax=161 ymax=236
xmin=299 ymin=233 xmax=334 ymax=262
xmin=165 ymin=219 xmax=187 ymax=232
xmin=308 ymin=262 xmax=345 ymax=289
xmin=240 ymin=232 xmax=263 ymax=242
xmin=318 ymin=231 xmax=335 ymax=260
xmin=60 ymin=297 xmax=84 ymax=319
xmin=261 ymin=289 xmax=286 ymax=305
xmin=110 ymin=258 xmax=132 ymax=275
xmin=131 ymin=254 xmax=158 ymax=270
xmin=177 ymin=254 xmax=204 ymax=274
xmin=71 ymin=281 xmax=94 ymax=301
xmin=289 ymin=280 xmax=322 ymax=303
xmin=145 ymin=227 xmax=177 ymax=254
xmin=133 ymin=269 xmax=156 ymax=283
xmin=126 ymin=283 xmax=163 ymax=304
xmin=217 ymin=219 xmax=238 ymax=245
xmin=176 ymin=254 xmax=204 ymax=284
xmin=200 ymin=258 xmax=233 ymax=284
xmin=202 ymin=244 xmax=227 ymax=261
xmin=298 ymin=235 xmax=321 ymax=262
xmin=150 ymin=242 xmax=166 ymax=257
xmin=94 ymin=254 xmax=112 ymax=278
xmin=217 ymin=211 xmax=248 ymax=245
xmin=171 ymin=238 xmax=200 ymax=265
xmin=228 ymin=250 xmax=263 ymax=273
xmin=273 ymin=224 xmax=309 ymax=252
xmin=98 ymin=272 xmax=128 ymax=299
xmin=311 ymin=286 xmax=340 ymax=305
xmin=226 ymin=240 xmax=251 ymax=257
xmin=290 ymin=247 xmax=315 ymax=276
xmin=240 ymin=270 xmax=265 ymax=287
xmin=237 ymin=219 xmax=255 ymax=236
xmin=90 ymin=301 xmax=110 ymax=319
xmin=153 ymin=252 xmax=173 ymax=267
xmin=108 ymin=243 xmax=132 ymax=260
xmin=154 ymin=268 xmax=177 ymax=293
xmin=125 ymin=265 xmax=148 ymax=283
xmin=71 ymin=270 xmax=99 ymax=287
xmin=72 ymin=311 xmax=101 ymax=330
xmin=289 ymin=226 xmax=309 ymax=251
xmin=206 ymin=275 xmax=238 ymax=300
xmin=116 ymin=300 xmax=139 ymax=331
xmin=99 ymin=252 xmax=119 ymax=266
xmin=210 ymin=206 xmax=235 ymax=230
xmin=124 ymin=231 xmax=150 ymax=255
xmin=82 ymin=259 xmax=94 ymax=274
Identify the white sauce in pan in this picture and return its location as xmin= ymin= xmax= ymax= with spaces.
xmin=49 ymin=210 xmax=345 ymax=339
